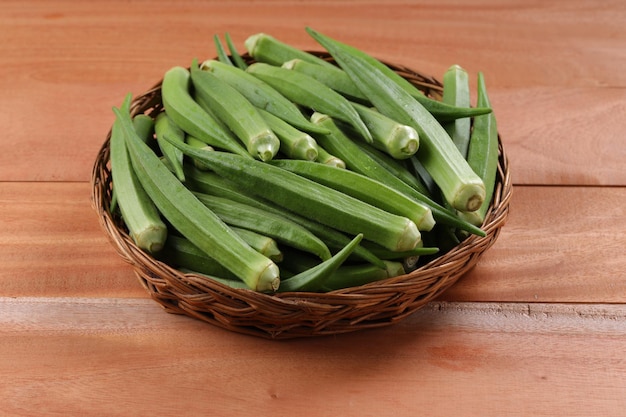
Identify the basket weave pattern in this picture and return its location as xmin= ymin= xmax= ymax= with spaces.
xmin=91 ymin=54 xmax=512 ymax=339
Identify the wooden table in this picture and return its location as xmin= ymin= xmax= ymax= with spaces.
xmin=1 ymin=1 xmax=625 ymax=415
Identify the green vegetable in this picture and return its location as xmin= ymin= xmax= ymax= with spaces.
xmin=442 ymin=64 xmax=472 ymax=158
xmin=184 ymin=165 xmax=385 ymax=268
xmin=278 ymin=234 xmax=363 ymax=292
xmin=161 ymin=235 xmax=239 ymax=280
xmin=315 ymin=145 xmax=346 ymax=168
xmin=270 ymin=159 xmax=435 ymax=231
xmin=112 ymin=103 xmax=280 ymax=292
xmin=110 ymin=95 xmax=167 ymax=254
xmin=306 ymin=27 xmax=486 ymax=212
xmin=246 ymin=62 xmax=373 ymax=144
xmin=190 ymin=59 xmax=280 ymax=161
xmin=348 ymin=102 xmax=420 ymax=159
xmin=310 ymin=112 xmax=485 ymax=236
xmin=154 ymin=112 xmax=185 ymax=181
xmin=353 ymin=140 xmax=430 ymax=195
xmin=161 ymin=138 xmax=422 ymax=252
xmin=460 ymin=72 xmax=500 ymax=225
xmin=199 ymin=59 xmax=330 ymax=135
xmin=110 ymin=113 xmax=155 ymax=215
xmin=193 ymin=192 xmax=332 ymax=261
xmin=321 ymin=260 xmax=405 ymax=291
xmin=245 ymin=32 xmax=338 ymax=69
xmin=228 ymin=226 xmax=283 ymax=262
xmin=257 ymin=108 xmax=319 ymax=161
xmin=185 ymin=135 xmax=214 ymax=171
xmin=282 ymin=58 xmax=367 ymax=103
xmin=160 ymin=65 xmax=251 ymax=158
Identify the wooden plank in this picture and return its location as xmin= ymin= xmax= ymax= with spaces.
xmin=0 ymin=1 xmax=625 ymax=185
xmin=0 ymin=182 xmax=145 ymax=298
xmin=2 ymin=182 xmax=626 ymax=303
xmin=441 ymin=185 xmax=626 ymax=303
xmin=0 ymin=298 xmax=624 ymax=416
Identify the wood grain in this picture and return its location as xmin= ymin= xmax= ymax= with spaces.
xmin=0 ymin=0 xmax=624 ymax=185
xmin=2 ymin=182 xmax=625 ymax=303
xmin=1 ymin=1 xmax=625 ymax=414
xmin=1 ymin=298 xmax=624 ymax=417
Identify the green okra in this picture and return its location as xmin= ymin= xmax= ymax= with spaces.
xmin=193 ymin=192 xmax=332 ymax=261
xmin=225 ymin=32 xmax=248 ymax=70
xmin=315 ymin=145 xmax=346 ymax=168
xmin=245 ymin=32 xmax=338 ymax=69
xmin=460 ymin=72 xmax=500 ymax=225
xmin=246 ymin=62 xmax=373 ymax=144
xmin=160 ymin=65 xmax=251 ymax=158
xmin=349 ymin=101 xmax=420 ymax=160
xmin=213 ymin=34 xmax=233 ymax=66
xmin=109 ymin=95 xmax=167 ymax=254
xmin=442 ymin=64 xmax=472 ymax=158
xmin=321 ymin=260 xmax=406 ymax=291
xmin=306 ymin=27 xmax=486 ymax=213
xmin=257 ymin=108 xmax=319 ymax=161
xmin=283 ymin=58 xmax=367 ymax=103
xmin=278 ymin=234 xmax=363 ymax=292
xmin=154 ymin=112 xmax=185 ymax=182
xmin=162 ymin=137 xmax=422 ymax=252
xmin=270 ymin=159 xmax=435 ymax=231
xmin=113 ymin=102 xmax=280 ymax=292
xmin=110 ymin=113 xmax=156 ymax=215
xmin=199 ymin=59 xmax=330 ymax=135
xmin=190 ymin=59 xmax=280 ymax=161
xmin=310 ymin=112 xmax=485 ymax=237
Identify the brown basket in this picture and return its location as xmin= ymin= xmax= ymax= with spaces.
xmin=91 ymin=53 xmax=512 ymax=339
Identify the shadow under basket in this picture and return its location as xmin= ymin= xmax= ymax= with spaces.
xmin=91 ymin=54 xmax=513 ymax=339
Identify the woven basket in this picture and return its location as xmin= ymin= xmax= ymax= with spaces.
xmin=91 ymin=53 xmax=512 ymax=339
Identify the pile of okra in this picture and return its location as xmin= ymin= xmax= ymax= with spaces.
xmin=109 ymin=27 xmax=499 ymax=293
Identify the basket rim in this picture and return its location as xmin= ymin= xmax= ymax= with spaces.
xmin=91 ymin=52 xmax=512 ymax=337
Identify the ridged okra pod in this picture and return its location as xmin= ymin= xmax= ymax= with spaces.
xmin=200 ymin=59 xmax=330 ymax=135
xmin=190 ymin=60 xmax=280 ymax=161
xmin=109 ymin=96 xmax=167 ymax=254
xmin=306 ymin=27 xmax=486 ymax=213
xmin=246 ymin=62 xmax=373 ymax=144
xmin=161 ymin=138 xmax=422 ymax=253
xmin=112 ymin=103 xmax=280 ymax=292
xmin=160 ymin=66 xmax=251 ymax=158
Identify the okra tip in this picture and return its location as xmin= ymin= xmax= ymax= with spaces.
xmin=452 ymin=181 xmax=486 ymax=213
xmin=258 ymin=262 xmax=281 ymax=292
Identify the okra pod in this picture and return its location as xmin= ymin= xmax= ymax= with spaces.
xmin=270 ymin=159 xmax=435 ymax=231
xmin=200 ymin=59 xmax=330 ymax=135
xmin=246 ymin=62 xmax=373 ymax=144
xmin=110 ymin=95 xmax=167 ymax=254
xmin=113 ymin=104 xmax=280 ymax=292
xmin=190 ymin=59 xmax=280 ymax=161
xmin=154 ymin=112 xmax=185 ymax=181
xmin=461 ymin=72 xmax=500 ymax=225
xmin=193 ymin=192 xmax=332 ymax=261
xmin=321 ymin=261 xmax=406 ymax=291
xmin=245 ymin=32 xmax=338 ymax=69
xmin=442 ymin=64 xmax=472 ymax=158
xmin=278 ymin=234 xmax=363 ymax=292
xmin=257 ymin=108 xmax=319 ymax=161
xmin=350 ymin=101 xmax=420 ymax=160
xmin=306 ymin=27 xmax=486 ymax=212
xmin=161 ymin=66 xmax=251 ymax=158
xmin=162 ymin=138 xmax=422 ymax=252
